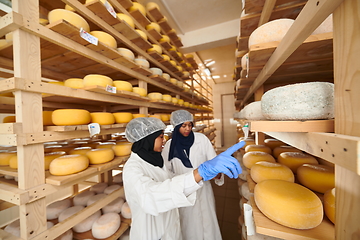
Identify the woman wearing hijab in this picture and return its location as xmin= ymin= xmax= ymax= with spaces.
xmin=123 ymin=117 xmax=244 ymax=240
xmin=162 ymin=110 xmax=223 ymax=240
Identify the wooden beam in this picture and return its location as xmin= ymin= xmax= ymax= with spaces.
xmin=258 ymin=0 xmax=276 ymax=27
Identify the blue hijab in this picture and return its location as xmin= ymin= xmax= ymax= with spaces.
xmin=168 ymin=124 xmax=194 ymax=168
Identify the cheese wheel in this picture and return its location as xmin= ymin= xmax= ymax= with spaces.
xmin=241 ymin=182 xmax=252 ymax=200
xmin=183 ymin=102 xmax=190 ymax=107
xmin=264 ymin=139 xmax=285 ymax=150
xmin=272 ymin=145 xmax=302 ymax=159
xmin=133 ymin=113 xmax=147 ymax=118
xmin=162 ymin=94 xmax=172 ymax=102
xmin=102 ymin=197 xmax=125 ymax=214
xmin=297 ymin=164 xmax=335 ymax=193
xmin=169 ymin=78 xmax=177 ymax=85
xmin=324 ymin=188 xmax=335 ymax=224
xmin=43 ymin=111 xmax=54 ymax=126
xmin=54 ymin=229 xmax=73 ymax=240
xmin=113 ymin=81 xmax=133 ymax=92
xmin=177 ymin=99 xmax=184 ymax=105
xmin=169 ymin=60 xmax=177 ymax=67
xmin=87 ymin=193 xmax=107 ymax=206
xmin=278 ymin=152 xmax=318 ymax=173
xmin=160 ymin=114 xmax=170 ymax=122
xmin=116 ymin=13 xmax=135 ymax=28
xmin=9 ymin=155 xmax=17 ymax=169
xmin=73 ymin=210 xmax=101 ymax=233
xmin=52 ymin=109 xmax=91 ymax=126
xmin=135 ymin=29 xmax=148 ymax=40
xmin=149 ymin=67 xmax=163 ymax=76
xmin=64 ymin=4 xmax=75 ymax=11
xmin=49 ymin=155 xmax=89 ymax=176
xmin=113 ymin=112 xmax=133 ymax=123
xmin=171 ymin=97 xmax=178 ymax=104
xmin=117 ymin=48 xmax=135 ymax=60
xmin=146 ymin=2 xmax=160 ymax=11
xmin=121 ymin=201 xmax=132 ymax=219
xmin=239 ymin=138 xmax=256 ymax=149
xmin=47 ymin=221 xmax=54 ymax=229
xmin=90 ymin=112 xmax=115 ymax=125
xmin=0 ymin=152 xmax=16 ymax=166
xmin=254 ymin=179 xmax=323 ymax=229
xmin=90 ymin=31 xmax=117 ymax=49
xmin=58 ymin=205 xmax=84 ymax=222
xmin=64 ymin=78 xmax=84 ymax=89
xmin=73 ymin=190 xmax=96 ymax=206
xmin=104 ymin=185 xmax=121 ymax=194
xmin=161 ymin=54 xmax=170 ymax=62
xmin=162 ymin=73 xmax=170 ymax=81
xmin=146 ymin=22 xmax=161 ymax=33
xmin=159 ymin=35 xmax=170 ymax=43
xmin=48 ymin=9 xmax=90 ymax=32
xmin=4 ymin=219 xmax=20 ymax=237
xmin=134 ymin=57 xmax=150 ymax=68
xmin=242 ymin=151 xmax=276 ymax=169
xmin=112 ymin=142 xmax=132 ymax=156
xmin=83 ymin=74 xmax=113 ymax=87
xmin=176 ymin=81 xmax=184 ymax=88
xmin=4 ymin=175 xmax=14 ymax=179
xmin=92 ymin=212 xmax=121 ymax=239
xmin=96 ymin=142 xmax=116 ymax=149
xmin=45 ymin=151 xmax=66 ymax=170
xmin=245 ymin=144 xmax=272 ymax=154
xmin=128 ymin=2 xmax=146 ymax=15
xmin=86 ymin=148 xmax=114 ymax=165
xmin=250 ymin=161 xmax=294 ymax=183
xmin=182 ymin=71 xmax=190 ymax=78
xmin=3 ymin=115 xmax=16 ymax=123
xmin=147 ymin=44 xmax=162 ymax=54
xmin=90 ymin=182 xmax=108 ymax=194
xmin=69 ymin=147 xmax=92 ymax=156
xmin=46 ymin=198 xmax=72 ymax=220
xmin=132 ymin=87 xmax=147 ymax=97
xmin=148 ymin=92 xmax=163 ymax=100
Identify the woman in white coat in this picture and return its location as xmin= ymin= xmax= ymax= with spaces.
xmin=123 ymin=117 xmax=244 ymax=240
xmin=162 ymin=110 xmax=223 ymax=240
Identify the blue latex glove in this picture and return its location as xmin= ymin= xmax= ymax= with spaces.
xmin=198 ymin=141 xmax=245 ymax=181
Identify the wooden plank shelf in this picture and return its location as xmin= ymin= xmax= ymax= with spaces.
xmin=115 ymin=0 xmax=133 ymax=10
xmin=44 ymin=123 xmax=127 ymax=132
xmin=129 ymin=9 xmax=151 ymax=27
xmin=147 ymin=28 xmax=162 ymax=40
xmin=0 ymin=166 xmax=18 ymax=178
xmin=83 ymin=85 xmax=150 ymax=101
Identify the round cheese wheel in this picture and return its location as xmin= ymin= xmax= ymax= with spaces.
xmin=133 ymin=113 xmax=147 ymax=118
xmin=90 ymin=182 xmax=108 ymax=194
xmin=113 ymin=80 xmax=133 ymax=92
xmin=241 ymin=182 xmax=252 ymax=200
xmin=132 ymin=87 xmax=147 ymax=97
xmin=117 ymin=48 xmax=135 ymax=60
xmin=86 ymin=148 xmax=114 ymax=165
xmin=4 ymin=219 xmax=20 ymax=237
xmin=324 ymin=188 xmax=335 ymax=224
xmin=169 ymin=60 xmax=177 ymax=67
xmin=69 ymin=147 xmax=92 ymax=156
xmin=254 ymin=179 xmax=323 ymax=229
xmin=87 ymin=193 xmax=107 ymax=206
xmin=146 ymin=22 xmax=161 ymax=33
xmin=128 ymin=2 xmax=146 ymax=15
xmin=162 ymin=73 xmax=170 ymax=81
xmin=121 ymin=201 xmax=132 ymax=219
xmin=135 ymin=29 xmax=148 ymax=40
xmin=73 ymin=190 xmax=96 ymax=206
xmin=116 ymin=13 xmax=135 ymax=28
xmin=250 ymin=161 xmax=294 ymax=183
xmin=147 ymin=44 xmax=162 ymax=54
xmin=48 ymin=9 xmax=90 ymax=32
xmin=159 ymin=35 xmax=170 ymax=43
xmin=297 ymin=164 xmax=334 ymax=193
xmin=242 ymin=151 xmax=276 ymax=169
xmin=2 ymin=115 xmax=15 ymax=123
xmin=43 ymin=111 xmax=54 ymax=126
xmin=58 ymin=205 xmax=84 ymax=222
xmin=49 ymin=155 xmax=89 ymax=176
xmin=113 ymin=112 xmax=133 ymax=123
xmin=73 ymin=210 xmax=101 ymax=233
xmin=83 ymin=74 xmax=113 ymax=87
xmin=160 ymin=114 xmax=170 ymax=122
xmin=9 ymin=155 xmax=18 ymax=169
xmin=52 ymin=109 xmax=91 ymax=126
xmin=245 ymin=144 xmax=272 ymax=154
xmin=171 ymin=97 xmax=178 ymax=104
xmin=162 ymin=54 xmax=170 ymax=61
xmin=90 ymin=31 xmax=117 ymax=49
xmin=146 ymin=2 xmax=160 ymax=11
xmin=102 ymin=197 xmax=125 ymax=214
xmin=64 ymin=78 xmax=84 ymax=89
xmin=182 ymin=71 xmax=190 ymax=78
xmin=169 ymin=78 xmax=177 ymax=85
xmin=0 ymin=152 xmax=16 ymax=166
xmin=162 ymin=94 xmax=172 ymax=102
xmin=264 ymin=138 xmax=285 ymax=150
xmin=239 ymin=138 xmax=256 ymax=149
xmin=148 ymin=92 xmax=163 ymax=100
xmin=46 ymin=198 xmax=72 ymax=220
xmin=177 ymin=99 xmax=184 ymax=105
xmin=96 ymin=142 xmax=116 ymax=149
xmin=90 ymin=112 xmax=115 ymax=125
xmin=92 ymin=212 xmax=121 ymax=239
xmin=112 ymin=142 xmax=132 ymax=156
xmin=54 ymin=229 xmax=73 ymax=240
xmin=272 ymin=145 xmax=302 ymax=159
xmin=104 ymin=185 xmax=121 ymax=194
xmin=134 ymin=58 xmax=150 ymax=68
xmin=176 ymin=81 xmax=184 ymax=88
xmin=45 ymin=151 xmax=66 ymax=170
xmin=149 ymin=67 xmax=163 ymax=76
xmin=277 ymin=152 xmax=318 ymax=173
xmin=183 ymin=102 xmax=190 ymax=107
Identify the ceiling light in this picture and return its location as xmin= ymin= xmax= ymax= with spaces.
xmin=205 ymin=60 xmax=215 ymax=67
xmin=204 ymin=68 xmax=211 ymax=76
xmin=212 ymin=75 xmax=220 ymax=79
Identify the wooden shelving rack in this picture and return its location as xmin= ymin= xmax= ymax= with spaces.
xmin=235 ymin=0 xmax=360 ymax=239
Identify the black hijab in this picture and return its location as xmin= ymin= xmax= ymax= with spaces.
xmin=131 ymin=130 xmax=164 ymax=168
xmin=168 ymin=123 xmax=195 ymax=168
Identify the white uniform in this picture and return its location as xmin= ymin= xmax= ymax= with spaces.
xmin=123 ymin=152 xmax=202 ymax=240
xmin=162 ymin=132 xmax=222 ymax=240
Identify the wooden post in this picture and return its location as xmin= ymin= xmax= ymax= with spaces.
xmin=254 ymin=86 xmax=265 ymax=144
xmin=333 ymin=0 xmax=360 ymax=238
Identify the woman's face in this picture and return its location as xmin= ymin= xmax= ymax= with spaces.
xmin=179 ymin=121 xmax=193 ymax=137
xmin=153 ymin=133 xmax=165 ymax=152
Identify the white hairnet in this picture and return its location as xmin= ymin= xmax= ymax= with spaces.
xmin=125 ymin=117 xmax=166 ymax=143
xmin=170 ymin=110 xmax=193 ymax=127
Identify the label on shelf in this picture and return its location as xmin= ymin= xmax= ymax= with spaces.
xmin=242 ymin=123 xmax=250 ymax=139
xmin=80 ymin=28 xmax=98 ymax=45
xmin=106 ymin=85 xmax=116 ymax=93
xmin=104 ymin=1 xmax=117 ymax=18
xmin=88 ymin=123 xmax=101 ymax=137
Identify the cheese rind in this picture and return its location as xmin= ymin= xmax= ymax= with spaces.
xmin=92 ymin=212 xmax=121 ymax=239
xmin=90 ymin=31 xmax=117 ymax=49
xmin=83 ymin=74 xmax=113 ymax=87
xmin=324 ymin=188 xmax=335 ymax=224
xmin=46 ymin=198 xmax=72 ymax=220
xmin=250 ymin=161 xmax=294 ymax=183
xmin=245 ymin=144 xmax=272 ymax=154
xmin=297 ymin=164 xmax=335 ymax=193
xmin=86 ymin=148 xmax=114 ymax=165
xmin=48 ymin=9 xmax=90 ymax=32
xmin=90 ymin=112 xmax=115 ymax=125
xmin=73 ymin=190 xmax=96 ymax=206
xmin=52 ymin=109 xmax=91 ymax=126
xmin=277 ymin=152 xmax=318 ymax=173
xmin=49 ymin=155 xmax=89 ymax=176
xmin=58 ymin=205 xmax=84 ymax=222
xmin=243 ymin=151 xmax=276 ymax=169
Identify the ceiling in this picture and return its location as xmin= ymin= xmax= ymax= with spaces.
xmin=138 ymin=0 xmax=243 ymax=84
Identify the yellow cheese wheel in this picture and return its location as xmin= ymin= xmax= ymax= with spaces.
xmin=44 ymin=151 xmax=66 ymax=170
xmin=132 ymin=87 xmax=147 ymax=97
xmin=162 ymin=73 xmax=170 ymax=81
xmin=96 ymin=142 xmax=116 ymax=149
xmin=64 ymin=4 xmax=75 ymax=11
xmin=117 ymin=48 xmax=135 ymax=60
xmin=171 ymin=97 xmax=178 ymax=104
xmin=49 ymin=155 xmax=89 ymax=176
xmin=113 ymin=80 xmax=133 ymax=92
xmin=242 ymin=151 xmax=276 ymax=169
xmin=177 ymin=99 xmax=184 ymax=105
xmin=90 ymin=31 xmax=117 ymax=49
xmin=135 ymin=29 xmax=148 ymax=40
xmin=176 ymin=66 xmax=183 ymax=72
xmin=43 ymin=111 xmax=54 ymax=126
xmin=250 ymin=161 xmax=294 ymax=183
xmin=264 ymin=138 xmax=285 ymax=150
xmin=278 ymin=152 xmax=318 ymax=173
xmin=69 ymin=147 xmax=92 ymax=156
xmin=146 ymin=22 xmax=161 ymax=33
xmin=159 ymin=35 xmax=170 ymax=43
xmin=176 ymin=81 xmax=184 ymax=88
xmin=160 ymin=114 xmax=170 ymax=122
xmin=254 ymin=179 xmax=323 ymax=229
xmin=86 ymin=148 xmax=114 ymax=164
xmin=90 ymin=112 xmax=115 ymax=125
xmin=52 ymin=109 xmax=91 ymax=126
xmin=134 ymin=58 xmax=150 ymax=68
xmin=146 ymin=2 xmax=160 ymax=11
xmin=64 ymin=78 xmax=84 ymax=89
xmin=183 ymin=102 xmax=190 ymax=107
xmin=169 ymin=60 xmax=177 ymax=67
xmin=148 ymin=92 xmax=163 ymax=100
xmin=116 ymin=13 xmax=135 ymax=28
xmin=3 ymin=116 xmax=16 ymax=123
xmin=112 ymin=142 xmax=132 ymax=157
xmin=39 ymin=18 xmax=49 ymax=26
xmin=297 ymin=164 xmax=335 ymax=193
xmin=128 ymin=2 xmax=146 ymax=15
xmin=113 ymin=112 xmax=133 ymax=123
xmin=149 ymin=114 xmax=162 ymax=120
xmin=9 ymin=155 xmax=18 ymax=169
xmin=272 ymin=145 xmax=302 ymax=159
xmin=48 ymin=9 xmax=90 ymax=32
xmin=147 ymin=44 xmax=162 ymax=54
xmin=162 ymin=54 xmax=170 ymax=61
xmin=162 ymin=94 xmax=172 ymax=102
xmin=0 ymin=152 xmax=16 ymax=166
xmin=324 ymin=188 xmax=335 ymax=224
xmin=239 ymin=138 xmax=255 ymax=149
xmin=245 ymin=144 xmax=272 ymax=154
xmin=133 ymin=113 xmax=147 ymax=118
xmin=83 ymin=74 xmax=113 ymax=87
xmin=169 ymin=78 xmax=177 ymax=85
xmin=182 ymin=71 xmax=190 ymax=78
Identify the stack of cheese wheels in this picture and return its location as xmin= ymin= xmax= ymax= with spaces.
xmin=264 ymin=138 xmax=285 ymax=150
xmin=277 ymin=152 xmax=318 ymax=173
xmin=44 ymin=151 xmax=66 ymax=170
xmin=86 ymin=148 xmax=114 ymax=164
xmin=69 ymin=147 xmax=92 ymax=156
xmin=250 ymin=161 xmax=295 ymax=183
xmin=48 ymin=9 xmax=90 ymax=32
xmin=148 ymin=92 xmax=163 ymax=101
xmin=46 ymin=198 xmax=72 ymax=220
xmin=112 ymin=142 xmax=132 ymax=156
xmin=245 ymin=144 xmax=272 ymax=155
xmin=92 ymin=212 xmax=121 ymax=239
xmin=117 ymin=48 xmax=135 ymax=60
xmin=52 ymin=109 xmax=91 ymax=126
xmin=254 ymin=179 xmax=323 ymax=229
xmin=104 ymin=184 xmax=121 ymax=194
xmin=87 ymin=193 xmax=107 ymax=206
xmin=90 ymin=31 xmax=117 ymax=49
xmin=116 ymin=13 xmax=135 ymax=28
xmin=0 ymin=152 xmax=16 ymax=166
xmin=83 ymin=74 xmax=113 ymax=87
xmin=324 ymin=187 xmax=335 ymax=224
xmin=102 ymin=197 xmax=125 ymax=214
xmin=64 ymin=78 xmax=84 ymax=89
xmin=90 ymin=112 xmax=115 ymax=125
xmin=90 ymin=182 xmax=108 ymax=194
xmin=272 ymin=145 xmax=302 ymax=159
xmin=297 ymin=164 xmax=335 ymax=193
xmin=73 ymin=190 xmax=96 ymax=206
xmin=132 ymin=87 xmax=147 ymax=97
xmin=49 ymin=154 xmax=89 ymax=176
xmin=113 ymin=80 xmax=133 ymax=92
xmin=113 ymin=112 xmax=133 ymax=123
xmin=242 ymin=151 xmax=276 ymax=169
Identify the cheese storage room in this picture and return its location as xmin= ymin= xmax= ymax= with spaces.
xmin=0 ymin=0 xmax=359 ymax=239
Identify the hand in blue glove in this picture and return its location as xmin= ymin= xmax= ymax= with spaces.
xmin=198 ymin=141 xmax=245 ymax=181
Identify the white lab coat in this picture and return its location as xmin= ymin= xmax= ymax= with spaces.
xmin=122 ymin=152 xmax=202 ymax=240
xmin=162 ymin=132 xmax=222 ymax=240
